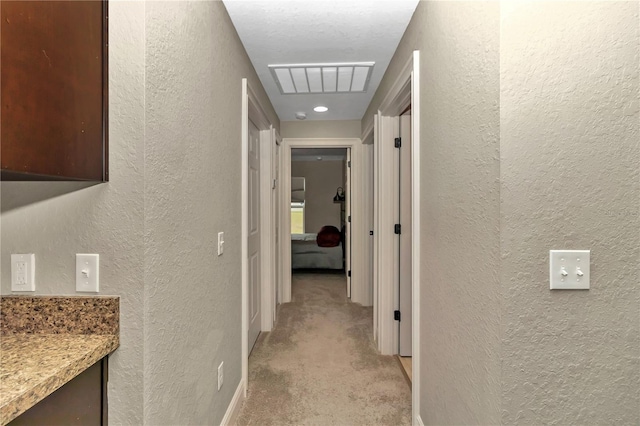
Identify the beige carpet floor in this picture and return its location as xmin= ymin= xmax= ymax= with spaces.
xmin=236 ymin=273 xmax=411 ymax=426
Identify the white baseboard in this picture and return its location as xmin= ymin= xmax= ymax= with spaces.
xmin=416 ymin=414 xmax=425 ymax=426
xmin=220 ymin=379 xmax=245 ymax=426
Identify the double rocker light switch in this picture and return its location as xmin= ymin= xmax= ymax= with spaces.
xmin=550 ymin=250 xmax=590 ymax=290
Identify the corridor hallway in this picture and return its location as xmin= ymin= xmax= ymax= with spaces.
xmin=236 ymin=273 xmax=411 ymax=425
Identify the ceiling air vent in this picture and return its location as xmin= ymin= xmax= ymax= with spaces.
xmin=269 ymin=62 xmax=375 ymax=95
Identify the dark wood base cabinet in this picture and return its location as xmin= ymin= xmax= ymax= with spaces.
xmin=8 ymin=358 xmax=108 ymax=426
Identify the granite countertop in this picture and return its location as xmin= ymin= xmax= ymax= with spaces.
xmin=0 ymin=296 xmax=119 ymax=425
xmin=0 ymin=334 xmax=118 ymax=424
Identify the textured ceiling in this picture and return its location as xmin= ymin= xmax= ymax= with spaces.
xmin=223 ymin=0 xmax=419 ymax=122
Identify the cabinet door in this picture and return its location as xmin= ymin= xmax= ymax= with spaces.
xmin=1 ymin=1 xmax=108 ymax=181
xmin=8 ymin=358 xmax=107 ymax=426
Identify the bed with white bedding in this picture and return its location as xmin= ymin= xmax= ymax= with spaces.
xmin=291 ymin=233 xmax=343 ymax=270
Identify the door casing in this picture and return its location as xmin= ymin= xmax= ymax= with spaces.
xmin=271 ymin=129 xmax=282 ymax=324
xmin=345 ymin=148 xmax=352 ymax=298
xmin=398 ymin=113 xmax=412 ymax=356
xmin=279 ymin=138 xmax=371 ymax=306
xmin=365 ymin=50 xmax=421 ymax=424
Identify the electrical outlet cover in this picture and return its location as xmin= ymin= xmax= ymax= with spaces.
xmin=11 ymin=254 xmax=35 ymax=292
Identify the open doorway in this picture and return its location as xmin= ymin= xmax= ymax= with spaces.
xmin=289 ymin=148 xmax=349 ymax=276
xmin=279 ymin=138 xmax=368 ymax=306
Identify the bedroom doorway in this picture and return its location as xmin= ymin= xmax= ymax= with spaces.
xmin=279 ymin=138 xmax=367 ymax=306
xmin=289 ymin=147 xmax=350 ymax=292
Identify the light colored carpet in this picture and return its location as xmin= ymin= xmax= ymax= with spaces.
xmin=236 ymin=273 xmax=411 ymax=426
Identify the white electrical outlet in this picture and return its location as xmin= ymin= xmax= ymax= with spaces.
xmin=11 ymin=254 xmax=35 ymax=292
xmin=217 ymin=362 xmax=224 ymax=391
xmin=76 ymin=254 xmax=100 ymax=292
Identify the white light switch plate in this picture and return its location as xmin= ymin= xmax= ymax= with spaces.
xmin=76 ymin=254 xmax=99 ymax=292
xmin=550 ymin=250 xmax=590 ymax=290
xmin=217 ymin=361 xmax=224 ymax=391
xmin=11 ymin=254 xmax=35 ymax=292
xmin=217 ymin=232 xmax=224 ymax=256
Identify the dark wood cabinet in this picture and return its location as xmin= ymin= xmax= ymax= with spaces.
xmin=8 ymin=357 xmax=109 ymax=426
xmin=1 ymin=1 xmax=108 ymax=181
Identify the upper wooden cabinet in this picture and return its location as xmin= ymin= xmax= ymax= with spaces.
xmin=1 ymin=1 xmax=108 ymax=181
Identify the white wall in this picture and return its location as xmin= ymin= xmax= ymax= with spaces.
xmin=364 ymin=1 xmax=638 ymax=424
xmin=281 ymin=120 xmax=362 ymax=139
xmin=1 ymin=2 xmax=279 ymax=424
xmin=291 ymin=160 xmax=344 ymax=233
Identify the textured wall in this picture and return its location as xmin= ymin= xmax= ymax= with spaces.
xmin=281 ymin=120 xmax=362 ymax=139
xmin=364 ymin=2 xmax=502 ymax=424
xmin=1 ymin=2 xmax=278 ymax=424
xmin=291 ymin=161 xmax=344 ymax=233
xmin=500 ymin=2 xmax=639 ymax=424
xmin=0 ymin=2 xmax=146 ymax=423
xmin=418 ymin=3 xmax=502 ymax=423
xmin=143 ymin=2 xmax=278 ymax=424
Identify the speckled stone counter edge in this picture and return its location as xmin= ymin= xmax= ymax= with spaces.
xmin=0 ymin=296 xmax=119 ymax=335
xmin=0 ymin=335 xmax=119 ymax=425
xmin=0 ymin=296 xmax=119 ymax=425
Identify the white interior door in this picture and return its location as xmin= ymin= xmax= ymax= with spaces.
xmin=248 ymin=119 xmax=261 ymax=352
xmin=399 ymin=113 xmax=412 ymax=356
xmin=345 ymin=148 xmax=352 ymax=298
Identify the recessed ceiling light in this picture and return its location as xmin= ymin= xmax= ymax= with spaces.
xmin=314 ymin=106 xmax=328 ymax=113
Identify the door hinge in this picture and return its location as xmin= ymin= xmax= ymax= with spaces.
xmin=348 ymin=160 xmax=351 ymax=167
xmin=394 ymin=310 xmax=401 ymax=321
xmin=369 ymin=230 xmax=374 ymax=236
xmin=394 ymin=137 xmax=402 ymax=148
xmin=348 ymin=215 xmax=351 ymax=223
xmin=348 ymin=270 xmax=352 ymax=277
xmin=394 ymin=224 xmax=401 ymax=234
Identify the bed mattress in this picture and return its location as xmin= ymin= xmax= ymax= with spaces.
xmin=291 ymin=235 xmax=343 ymax=270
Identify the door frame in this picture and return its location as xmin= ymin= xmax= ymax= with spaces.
xmin=345 ymin=148 xmax=352 ymax=298
xmin=398 ymin=112 xmax=412 ymax=357
xmin=279 ymin=138 xmax=370 ymax=305
xmin=271 ymin=129 xmax=282 ymax=325
xmin=366 ymin=50 xmax=421 ymax=424
xmin=362 ymin=119 xmax=377 ymax=337
xmin=241 ymin=78 xmax=275 ymax=396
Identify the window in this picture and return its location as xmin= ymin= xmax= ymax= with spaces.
xmin=291 ymin=176 xmax=305 ymax=234
xmin=291 ymin=202 xmax=305 ymax=234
